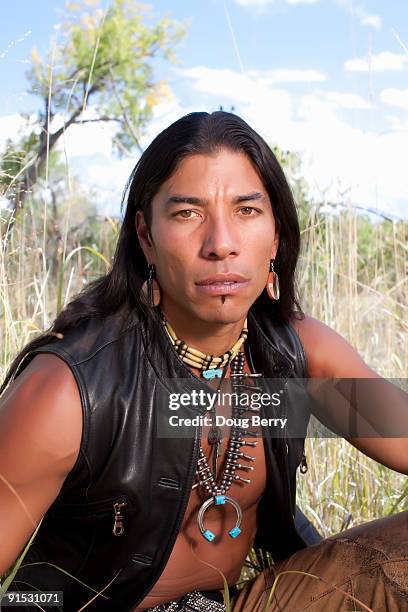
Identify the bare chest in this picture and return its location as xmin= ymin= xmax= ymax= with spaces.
xmin=135 ymin=360 xmax=268 ymax=610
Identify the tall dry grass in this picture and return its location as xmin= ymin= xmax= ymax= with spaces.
xmin=0 ymin=159 xmax=407 ymax=609
xmin=296 ymin=203 xmax=408 ymax=536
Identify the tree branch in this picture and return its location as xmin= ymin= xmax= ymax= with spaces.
xmin=71 ymin=117 xmax=121 ymax=124
xmin=108 ymin=67 xmax=144 ymax=154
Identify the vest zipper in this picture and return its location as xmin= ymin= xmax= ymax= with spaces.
xmin=282 ymin=380 xmax=294 ymax=519
xmin=113 ymin=499 xmax=128 ymax=536
xmin=285 ymin=324 xmax=309 ymax=478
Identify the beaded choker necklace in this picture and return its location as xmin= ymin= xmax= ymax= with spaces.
xmin=160 ymin=312 xmax=248 ymax=379
xmin=160 ymin=310 xmax=263 ymax=543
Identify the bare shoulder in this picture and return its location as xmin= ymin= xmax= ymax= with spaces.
xmin=289 ymin=313 xmax=378 ymax=378
xmin=0 ymin=352 xmax=83 ymax=479
xmin=0 ymin=352 xmax=83 ymax=576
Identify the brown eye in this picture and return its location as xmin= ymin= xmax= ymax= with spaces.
xmin=240 ymin=207 xmax=256 ymax=215
xmin=175 ymin=209 xmax=197 ymax=218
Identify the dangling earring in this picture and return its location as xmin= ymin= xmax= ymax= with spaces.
xmin=266 ymin=258 xmax=280 ymax=301
xmin=141 ymin=263 xmax=161 ymax=307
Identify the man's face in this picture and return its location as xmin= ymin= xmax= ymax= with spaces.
xmin=136 ymin=148 xmax=279 ymax=324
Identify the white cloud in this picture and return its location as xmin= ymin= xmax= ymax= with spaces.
xmin=172 ymin=67 xmax=294 ymax=119
xmin=0 ymin=114 xmax=26 ymax=146
xmin=361 ymin=15 xmax=382 ymax=30
xmin=344 ymin=52 xmax=408 ymax=73
xmin=335 ymin=1 xmax=382 ymax=31
xmin=58 ymin=121 xmax=116 ymax=159
xmin=323 ymin=91 xmax=372 ymax=109
xmin=175 ymin=67 xmax=373 ymax=113
xmin=288 ymin=95 xmax=407 ymax=219
xmin=248 ymin=68 xmax=326 ymax=83
xmin=67 ymin=90 xmax=194 ymax=216
xmin=353 ymin=5 xmax=382 ymax=31
xmin=175 ymin=66 xmax=326 ymax=96
xmin=0 ymin=109 xmax=117 ymax=159
xmin=1 ymin=67 xmax=406 ymax=220
xmin=380 ymin=88 xmax=408 ymax=110
xmin=0 ymin=113 xmax=40 ymax=148
xmin=168 ymin=66 xmax=407 ymax=220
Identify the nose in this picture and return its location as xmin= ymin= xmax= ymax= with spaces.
xmin=200 ymin=210 xmax=240 ymax=260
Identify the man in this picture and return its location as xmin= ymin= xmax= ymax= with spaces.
xmin=0 ymin=111 xmax=407 ymax=611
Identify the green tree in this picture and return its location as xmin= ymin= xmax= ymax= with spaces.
xmin=1 ymin=0 xmax=189 ymax=243
xmin=271 ymin=144 xmax=313 ymax=228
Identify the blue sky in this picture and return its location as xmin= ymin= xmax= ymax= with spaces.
xmin=1 ymin=0 xmax=407 ymax=219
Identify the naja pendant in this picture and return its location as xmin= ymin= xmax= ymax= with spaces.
xmin=197 ymin=495 xmax=243 ymax=542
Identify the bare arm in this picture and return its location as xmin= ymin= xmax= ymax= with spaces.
xmin=0 ymin=353 xmax=83 ymax=577
xmin=292 ymin=314 xmax=408 ymax=475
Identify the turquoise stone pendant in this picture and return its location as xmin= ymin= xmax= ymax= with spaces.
xmin=202 ymin=368 xmax=223 ymax=380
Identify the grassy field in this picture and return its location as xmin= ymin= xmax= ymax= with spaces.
xmin=296 ymin=204 xmax=407 ymax=535
xmin=0 ymin=184 xmax=407 ymax=608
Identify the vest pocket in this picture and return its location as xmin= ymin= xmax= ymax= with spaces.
xmin=48 ymin=494 xmax=129 ymax=517
xmin=47 ymin=494 xmax=131 ymax=537
xmin=33 ymin=494 xmax=135 ymax=592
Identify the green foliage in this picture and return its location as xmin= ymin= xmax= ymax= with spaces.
xmin=0 ymin=124 xmax=43 ymax=200
xmin=271 ymin=144 xmax=312 ymax=229
xmin=0 ymin=132 xmax=37 ymax=189
xmin=1 ymin=0 xmax=189 ymax=243
xmin=27 ymin=0 xmax=189 ymax=154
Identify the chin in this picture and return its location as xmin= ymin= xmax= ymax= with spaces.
xmin=194 ymin=301 xmax=249 ymax=325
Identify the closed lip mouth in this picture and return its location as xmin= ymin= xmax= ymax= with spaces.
xmin=195 ymin=274 xmax=249 ymax=285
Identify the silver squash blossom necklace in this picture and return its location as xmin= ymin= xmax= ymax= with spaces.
xmin=161 ymin=312 xmax=264 ymax=543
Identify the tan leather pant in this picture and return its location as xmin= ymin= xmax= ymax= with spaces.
xmin=230 ymin=510 xmax=408 ymax=611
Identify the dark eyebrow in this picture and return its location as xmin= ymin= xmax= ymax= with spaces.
xmin=164 ymin=192 xmax=267 ymax=207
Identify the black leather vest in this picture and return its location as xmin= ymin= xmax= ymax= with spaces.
xmin=9 ymin=302 xmax=311 ymax=611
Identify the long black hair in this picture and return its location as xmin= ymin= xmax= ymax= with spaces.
xmin=1 ymin=110 xmax=304 ymax=393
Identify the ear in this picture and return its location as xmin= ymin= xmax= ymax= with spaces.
xmin=135 ymin=210 xmax=155 ymax=262
xmin=271 ymin=232 xmax=280 ymax=260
